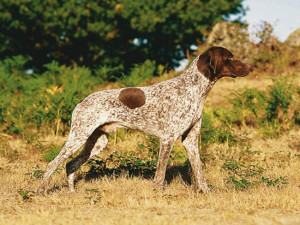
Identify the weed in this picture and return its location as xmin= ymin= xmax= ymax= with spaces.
xmin=87 ymin=151 xmax=158 ymax=178
xmin=222 ymin=157 xmax=288 ymax=190
xmin=42 ymin=144 xmax=62 ymax=162
xmin=84 ymin=188 xmax=102 ymax=204
xmin=25 ymin=165 xmax=44 ymax=179
xmin=258 ymin=121 xmax=282 ymax=138
xmin=18 ymin=189 xmax=35 ymax=202
xmin=146 ymin=135 xmax=160 ymax=155
xmin=260 ymin=176 xmax=288 ymax=187
xmin=201 ymin=112 xmax=236 ymax=149
xmin=0 ymin=139 xmax=19 ymax=161
xmin=265 ymin=77 xmax=294 ymax=121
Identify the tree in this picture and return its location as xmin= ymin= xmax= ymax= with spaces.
xmin=0 ymin=0 xmax=245 ymax=77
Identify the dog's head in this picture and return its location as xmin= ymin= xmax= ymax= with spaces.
xmin=197 ymin=46 xmax=253 ymax=81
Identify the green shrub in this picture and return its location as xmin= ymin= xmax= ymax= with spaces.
xmin=265 ymin=77 xmax=294 ymax=121
xmin=94 ymin=65 xmax=124 ymax=83
xmin=200 ymin=111 xmax=236 ymax=149
xmin=119 ymin=60 xmax=156 ymax=87
xmin=0 ymin=55 xmax=31 ymax=95
xmin=222 ymin=154 xmax=288 ymax=190
xmin=213 ymin=75 xmax=299 ymax=137
xmin=0 ymin=58 xmax=96 ymax=135
xmin=42 ymin=144 xmax=62 ymax=162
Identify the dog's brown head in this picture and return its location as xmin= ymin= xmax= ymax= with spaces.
xmin=197 ymin=46 xmax=253 ymax=81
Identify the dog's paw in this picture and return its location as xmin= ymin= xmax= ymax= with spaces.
xmin=201 ymin=187 xmax=211 ymax=194
xmin=36 ymin=183 xmax=48 ymax=195
xmin=36 ymin=187 xmax=46 ymax=195
xmin=152 ymin=180 xmax=166 ymax=191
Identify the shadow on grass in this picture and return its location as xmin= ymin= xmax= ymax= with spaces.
xmin=76 ymin=161 xmax=193 ymax=186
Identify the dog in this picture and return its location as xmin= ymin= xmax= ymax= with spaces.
xmin=37 ymin=46 xmax=252 ymax=193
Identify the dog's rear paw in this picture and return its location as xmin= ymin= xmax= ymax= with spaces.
xmin=37 ymin=184 xmax=47 ymax=195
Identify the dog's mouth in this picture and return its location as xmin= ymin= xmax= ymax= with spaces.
xmin=230 ymin=71 xmax=250 ymax=78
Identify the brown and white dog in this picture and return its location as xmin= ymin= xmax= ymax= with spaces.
xmin=37 ymin=46 xmax=252 ymax=193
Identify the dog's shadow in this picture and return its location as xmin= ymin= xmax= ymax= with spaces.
xmin=76 ymin=162 xmax=193 ymax=187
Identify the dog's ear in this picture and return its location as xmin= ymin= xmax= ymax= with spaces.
xmin=208 ymin=48 xmax=222 ymax=74
xmin=197 ymin=50 xmax=213 ymax=80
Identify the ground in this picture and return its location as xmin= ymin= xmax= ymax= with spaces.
xmin=1 ymin=73 xmax=300 ymax=225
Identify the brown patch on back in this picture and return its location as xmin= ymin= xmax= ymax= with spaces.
xmin=119 ymin=88 xmax=146 ymax=109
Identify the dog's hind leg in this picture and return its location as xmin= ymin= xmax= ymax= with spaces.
xmin=66 ymin=129 xmax=108 ymax=192
xmin=37 ymin=107 xmax=108 ymax=194
xmin=37 ymin=129 xmax=90 ymax=194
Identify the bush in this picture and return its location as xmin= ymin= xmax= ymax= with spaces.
xmin=213 ymin=75 xmax=299 ymax=137
xmin=119 ymin=60 xmax=156 ymax=87
xmin=43 ymin=144 xmax=62 ymax=162
xmin=222 ymin=149 xmax=288 ymax=190
xmin=200 ymin=112 xmax=236 ymax=149
xmin=265 ymin=77 xmax=294 ymax=121
xmin=0 ymin=57 xmax=95 ymax=135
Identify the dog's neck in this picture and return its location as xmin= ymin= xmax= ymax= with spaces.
xmin=181 ymin=55 xmax=216 ymax=97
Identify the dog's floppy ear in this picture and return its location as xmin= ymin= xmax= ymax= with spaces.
xmin=197 ymin=49 xmax=213 ymax=81
xmin=208 ymin=48 xmax=221 ymax=74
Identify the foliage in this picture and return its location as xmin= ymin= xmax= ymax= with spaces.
xmin=222 ymin=149 xmax=289 ymax=190
xmin=18 ymin=189 xmax=35 ymax=202
xmin=200 ymin=112 xmax=236 ymax=149
xmin=250 ymin=22 xmax=283 ymax=69
xmin=86 ymin=134 xmax=187 ymax=178
xmin=255 ymin=21 xmax=276 ymax=46
xmin=119 ymin=60 xmax=156 ymax=87
xmin=87 ymin=151 xmax=158 ymax=178
xmin=25 ymin=165 xmax=44 ymax=179
xmin=214 ymin=76 xmax=299 ymax=138
xmin=0 ymin=56 xmax=94 ymax=135
xmin=84 ymin=188 xmax=102 ymax=205
xmin=43 ymin=144 xmax=62 ymax=162
xmin=0 ymin=0 xmax=245 ymax=75
xmin=265 ymin=77 xmax=294 ymax=121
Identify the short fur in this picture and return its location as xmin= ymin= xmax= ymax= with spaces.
xmin=37 ymin=46 xmax=252 ymax=194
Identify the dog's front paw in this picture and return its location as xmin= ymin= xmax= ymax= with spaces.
xmin=37 ymin=182 xmax=48 ymax=195
xmin=201 ymin=187 xmax=211 ymax=194
xmin=198 ymin=183 xmax=211 ymax=194
xmin=37 ymin=187 xmax=46 ymax=195
xmin=152 ymin=179 xmax=166 ymax=191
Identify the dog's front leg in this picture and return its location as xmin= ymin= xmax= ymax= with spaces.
xmin=153 ymin=138 xmax=175 ymax=187
xmin=182 ymin=119 xmax=210 ymax=193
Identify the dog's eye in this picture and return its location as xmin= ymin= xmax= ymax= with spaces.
xmin=228 ymin=56 xmax=233 ymax=59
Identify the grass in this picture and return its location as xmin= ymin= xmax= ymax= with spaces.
xmin=1 ymin=43 xmax=300 ymax=224
xmin=1 ymin=74 xmax=300 ymax=224
xmin=0 ymin=130 xmax=300 ymax=224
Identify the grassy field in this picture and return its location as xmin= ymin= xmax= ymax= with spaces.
xmin=1 ymin=68 xmax=300 ymax=224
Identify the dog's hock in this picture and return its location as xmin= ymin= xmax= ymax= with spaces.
xmin=119 ymin=87 xmax=146 ymax=109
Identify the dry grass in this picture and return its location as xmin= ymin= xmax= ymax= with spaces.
xmin=1 ymin=131 xmax=300 ymax=225
xmin=1 ymin=74 xmax=300 ymax=224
